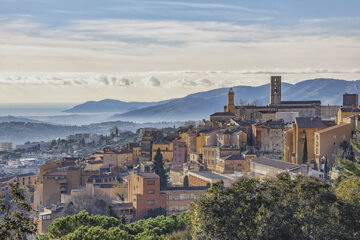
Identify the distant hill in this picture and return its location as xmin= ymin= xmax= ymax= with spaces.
xmin=0 ymin=121 xmax=184 ymax=145
xmin=0 ymin=116 xmax=43 ymax=123
xmin=111 ymin=78 xmax=360 ymax=122
xmin=64 ymin=98 xmax=175 ymax=113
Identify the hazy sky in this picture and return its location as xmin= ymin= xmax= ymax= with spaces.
xmin=0 ymin=0 xmax=359 ymax=103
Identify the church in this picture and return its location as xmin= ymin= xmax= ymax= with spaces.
xmin=224 ymin=76 xmax=325 ymax=122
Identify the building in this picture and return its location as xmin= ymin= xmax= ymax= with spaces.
xmin=127 ymin=171 xmax=166 ymax=220
xmin=36 ymin=205 xmax=64 ymax=234
xmin=250 ymin=157 xmax=301 ymax=177
xmin=163 ymin=186 xmax=209 ymax=215
xmin=216 ymin=154 xmax=249 ymax=174
xmin=188 ymin=171 xmax=235 ymax=188
xmin=210 ymin=112 xmax=236 ymax=122
xmin=336 ymin=106 xmax=360 ymax=124
xmin=152 ymin=142 xmax=173 ymax=163
xmin=172 ymin=140 xmax=187 ymax=169
xmin=103 ymin=147 xmax=120 ymax=166
xmin=34 ymin=163 xmax=83 ymax=210
xmin=202 ymin=146 xmax=241 ymax=171
xmin=314 ymin=122 xmax=353 ymax=167
xmin=0 ymin=142 xmax=12 ymax=151
xmin=15 ymin=172 xmax=37 ymax=187
xmin=86 ymin=173 xmax=118 ymax=198
xmin=216 ymin=129 xmax=247 ymax=149
xmin=252 ymin=120 xmax=285 ymax=153
xmin=250 ymin=157 xmax=324 ymax=179
xmin=139 ymin=128 xmax=163 ymax=162
xmin=223 ymin=76 xmax=339 ymax=122
xmin=180 ymin=131 xmax=197 ymax=157
xmin=343 ymin=93 xmax=358 ymax=107
xmin=117 ymin=148 xmax=134 ymax=166
xmin=283 ymin=117 xmax=335 ymax=166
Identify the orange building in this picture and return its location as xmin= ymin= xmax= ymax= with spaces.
xmin=127 ymin=171 xmax=166 ymax=220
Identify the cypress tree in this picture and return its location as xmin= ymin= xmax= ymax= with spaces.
xmin=152 ymin=148 xmax=168 ymax=189
xmin=183 ymin=175 xmax=189 ymax=188
xmin=302 ymin=134 xmax=308 ymax=164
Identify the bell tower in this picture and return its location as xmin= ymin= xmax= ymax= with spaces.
xmin=227 ymin=88 xmax=235 ymax=113
xmin=269 ymin=76 xmax=281 ymax=106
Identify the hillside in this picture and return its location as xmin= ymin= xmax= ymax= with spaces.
xmin=0 ymin=121 xmax=184 ymax=145
xmin=64 ymin=98 xmax=175 ymax=113
xmin=111 ymin=78 xmax=360 ymax=122
xmin=0 ymin=116 xmax=43 ymax=123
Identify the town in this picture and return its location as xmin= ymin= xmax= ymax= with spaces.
xmin=1 ymin=76 xmax=359 ymax=236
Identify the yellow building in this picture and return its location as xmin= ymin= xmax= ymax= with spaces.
xmin=314 ymin=122 xmax=352 ymax=167
xmin=336 ymin=106 xmax=360 ymax=124
xmin=152 ymin=142 xmax=173 ymax=163
xmin=118 ymin=149 xmax=134 ymax=166
xmin=133 ymin=146 xmax=141 ymax=163
xmin=215 ymin=154 xmax=249 ymax=174
xmin=284 ymin=117 xmax=335 ymax=166
xmin=196 ymin=134 xmax=206 ymax=154
xmin=180 ymin=131 xmax=197 ymax=155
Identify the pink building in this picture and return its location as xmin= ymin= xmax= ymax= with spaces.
xmin=172 ymin=140 xmax=187 ymax=169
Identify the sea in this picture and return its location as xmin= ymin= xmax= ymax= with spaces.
xmin=0 ymin=103 xmax=75 ymax=117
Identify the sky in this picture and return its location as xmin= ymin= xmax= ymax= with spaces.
xmin=0 ymin=0 xmax=359 ymax=103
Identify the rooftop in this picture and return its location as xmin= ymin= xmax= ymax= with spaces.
xmin=296 ymin=117 xmax=335 ymax=128
xmin=340 ymin=106 xmax=360 ymax=112
xmin=137 ymin=172 xmax=159 ymax=179
xmin=45 ymin=169 xmax=67 ymax=176
xmin=251 ymin=157 xmax=300 ymax=171
xmin=190 ymin=171 xmax=230 ymax=180
xmin=280 ymin=100 xmax=321 ymax=105
xmin=210 ymin=112 xmax=236 ymax=117
xmin=222 ymin=154 xmax=245 ymax=161
xmin=164 ymin=186 xmax=210 ymax=191
xmin=87 ymin=173 xmax=117 ymax=180
xmin=315 ymin=122 xmax=351 ymax=134
xmin=16 ymin=172 xmax=36 ymax=177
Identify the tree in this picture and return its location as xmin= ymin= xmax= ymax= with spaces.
xmin=183 ymin=176 xmax=189 ymax=188
xmin=302 ymin=133 xmax=308 ymax=164
xmin=0 ymin=183 xmax=37 ymax=239
xmin=40 ymin=211 xmax=190 ymax=240
xmin=336 ymin=176 xmax=360 ymax=205
xmin=336 ymin=130 xmax=360 ymax=178
xmin=120 ymin=213 xmax=127 ymax=224
xmin=152 ymin=148 xmax=168 ymax=189
xmin=190 ymin=173 xmax=359 ymax=240
xmin=106 ymin=206 xmax=118 ymax=219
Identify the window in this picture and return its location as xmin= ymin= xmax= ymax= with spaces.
xmin=147 ymin=200 xmax=155 ymax=205
xmin=41 ymin=214 xmax=51 ymax=220
xmin=147 ymin=180 xmax=155 ymax=185
xmin=148 ymin=190 xmax=155 ymax=194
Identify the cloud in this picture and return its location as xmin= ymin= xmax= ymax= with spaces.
xmin=142 ymin=76 xmax=161 ymax=87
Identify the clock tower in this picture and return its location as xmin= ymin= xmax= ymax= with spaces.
xmin=269 ymin=76 xmax=281 ymax=106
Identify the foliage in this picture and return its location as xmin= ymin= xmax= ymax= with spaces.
xmin=0 ymin=183 xmax=37 ymax=239
xmin=336 ymin=131 xmax=360 ymax=178
xmin=152 ymin=148 xmax=168 ymax=189
xmin=336 ymin=176 xmax=360 ymax=205
xmin=190 ymin=173 xmax=360 ymax=240
xmin=39 ymin=211 xmax=190 ymax=240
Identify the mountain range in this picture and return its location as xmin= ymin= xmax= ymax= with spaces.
xmin=64 ymin=98 xmax=175 ymax=113
xmin=64 ymin=78 xmax=360 ymax=122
